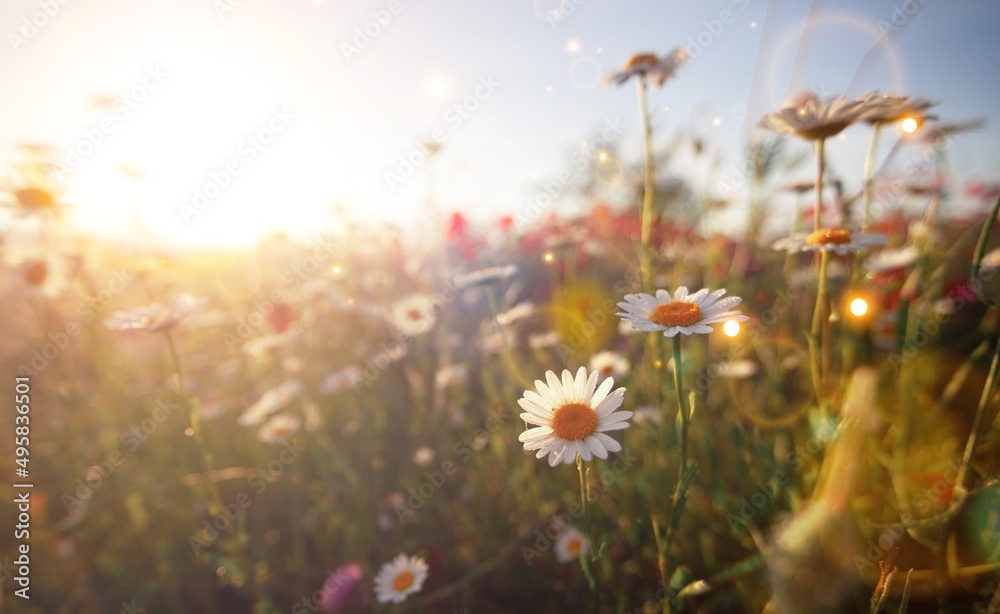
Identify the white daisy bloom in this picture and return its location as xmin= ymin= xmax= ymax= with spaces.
xmin=518 ymin=367 xmax=631 ymax=467
xmin=772 ymin=229 xmax=887 ymax=256
xmin=237 ymin=380 xmax=302 ymax=426
xmin=617 ymin=287 xmax=748 ymax=338
xmin=589 ymin=350 xmax=630 ymax=380
xmin=373 ymin=553 xmax=429 ymax=604
xmin=555 ymin=526 xmax=590 ymax=563
xmin=105 ymin=294 xmax=206 ymax=332
xmin=389 ymin=293 xmax=440 ymax=336
xmin=257 ymin=414 xmax=301 ymax=444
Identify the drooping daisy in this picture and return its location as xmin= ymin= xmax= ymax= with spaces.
xmin=555 ymin=526 xmax=590 ymax=563
xmin=606 ymin=47 xmax=689 ymax=88
xmin=772 ymin=228 xmax=887 ymax=256
xmin=589 ymin=350 xmax=630 ymax=380
xmin=759 ymin=91 xmax=877 ymax=140
xmin=105 ymin=294 xmax=206 ymax=332
xmin=257 ymin=414 xmax=301 ymax=444
xmin=389 ymin=293 xmax=439 ymax=336
xmin=617 ymin=287 xmax=748 ymax=337
xmin=237 ymin=380 xmax=302 ymax=426
xmin=373 ymin=553 xmax=429 ymax=604
xmin=518 ymin=367 xmax=631 ymax=467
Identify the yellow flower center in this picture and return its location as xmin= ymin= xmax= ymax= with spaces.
xmin=806 ymin=228 xmax=852 ymax=246
xmin=566 ymin=537 xmax=582 ymax=555
xmin=551 ymin=403 xmax=598 ymax=441
xmin=407 ymin=309 xmax=423 ymax=321
xmin=600 ymin=365 xmax=614 ymax=376
xmin=24 ymin=261 xmax=48 ymax=286
xmin=650 ymin=301 xmax=703 ymax=328
xmin=392 ymin=570 xmax=415 ymax=592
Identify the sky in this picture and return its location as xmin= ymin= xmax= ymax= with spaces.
xmin=1 ymin=0 xmax=999 ymax=248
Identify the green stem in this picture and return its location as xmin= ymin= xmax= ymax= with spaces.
xmin=671 ymin=335 xmax=688 ymax=477
xmin=637 ymin=76 xmax=656 ymax=293
xmin=814 ymin=139 xmax=826 ymax=232
xmin=809 ymin=251 xmax=830 ymax=406
xmin=577 ymin=455 xmax=599 ymax=605
xmin=971 ymin=194 xmax=1000 ymax=308
xmin=954 ymin=338 xmax=1000 ymax=492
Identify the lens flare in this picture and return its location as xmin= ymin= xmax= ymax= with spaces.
xmin=723 ymin=320 xmax=741 ymax=337
xmin=849 ymin=298 xmax=869 ymax=317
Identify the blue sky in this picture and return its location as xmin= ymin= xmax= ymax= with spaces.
xmin=1 ymin=0 xmax=998 ymax=247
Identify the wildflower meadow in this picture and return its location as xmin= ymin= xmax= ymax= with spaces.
xmin=2 ymin=2 xmax=1000 ymax=613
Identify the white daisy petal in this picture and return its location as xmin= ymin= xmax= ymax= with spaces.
xmin=594 ymin=389 xmax=626 ymax=417
xmin=585 ymin=436 xmax=609 ymax=459
xmin=592 ymin=432 xmax=622 ymax=453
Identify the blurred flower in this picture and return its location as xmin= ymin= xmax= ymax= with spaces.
xmin=865 ymin=245 xmax=919 ymax=274
xmin=555 ymin=526 xmax=590 ymax=562
xmin=10 ymin=185 xmax=59 ymax=213
xmin=715 ymin=359 xmax=758 ymax=380
xmin=589 ymin=350 xmax=630 ymax=380
xmin=496 ymin=301 xmax=537 ymax=326
xmin=632 ymin=405 xmax=662 ymax=426
xmin=237 ymin=380 xmax=302 ymax=426
xmin=413 ymin=447 xmax=436 ymax=468
xmin=434 ymin=364 xmax=468 ymax=389
xmin=10 ymin=254 xmax=67 ymax=298
xmin=389 ymin=293 xmax=439 ymax=336
xmin=773 ymin=229 xmax=887 ymax=255
xmin=618 ymin=319 xmax=641 ymax=336
xmin=527 ymin=330 xmax=561 ymax=349
xmin=373 ymin=553 xmax=428 ymax=604
xmin=479 ymin=327 xmax=514 ymax=353
xmin=257 ymin=414 xmax=301 ymax=444
xmin=518 ymin=367 xmax=630 ymax=467
xmin=918 ymin=118 xmax=986 ymax=143
xmin=617 ymin=287 xmax=748 ymax=337
xmin=858 ymin=91 xmax=936 ymax=125
xmin=268 ymin=301 xmax=296 ymax=333
xmin=454 ymin=264 xmax=518 ymax=288
xmin=319 ymin=563 xmax=363 ymax=613
xmin=759 ymin=91 xmax=875 ymax=140
xmin=319 ymin=365 xmax=362 ymax=395
xmin=105 ymin=295 xmax=206 ymax=332
xmin=243 ymin=331 xmax=298 ymax=356
xmin=606 ymin=47 xmax=688 ymax=87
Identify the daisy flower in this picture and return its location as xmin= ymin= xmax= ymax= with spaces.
xmin=759 ymin=91 xmax=876 ymax=140
xmin=555 ymin=526 xmax=590 ymax=563
xmin=453 ymin=264 xmax=518 ymax=288
xmin=389 ymin=293 xmax=439 ymax=336
xmin=858 ymin=91 xmax=937 ymax=126
xmin=373 ymin=553 xmax=428 ymax=604
xmin=714 ymin=359 xmax=759 ymax=380
xmin=257 ymin=414 xmax=301 ymax=444
xmin=606 ymin=47 xmax=689 ymax=88
xmin=527 ymin=330 xmax=561 ymax=349
xmin=518 ymin=367 xmax=631 ymax=467
xmin=589 ymin=350 xmax=630 ymax=380
xmin=865 ymin=245 xmax=919 ymax=274
xmin=617 ymin=287 xmax=748 ymax=337
xmin=772 ymin=228 xmax=887 ymax=256
xmin=237 ymin=380 xmax=302 ymax=426
xmin=105 ymin=295 xmax=206 ymax=332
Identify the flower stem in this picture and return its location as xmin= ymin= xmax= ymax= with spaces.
xmin=862 ymin=125 xmax=881 ymax=233
xmin=808 ymin=250 xmax=830 ymax=407
xmin=637 ymin=76 xmax=656 ymax=293
xmin=955 ymin=337 xmax=1000 ymax=493
xmin=671 ymin=335 xmax=688 ymax=477
xmin=814 ymin=139 xmax=825 ymax=232
xmin=576 ymin=455 xmax=599 ymax=606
